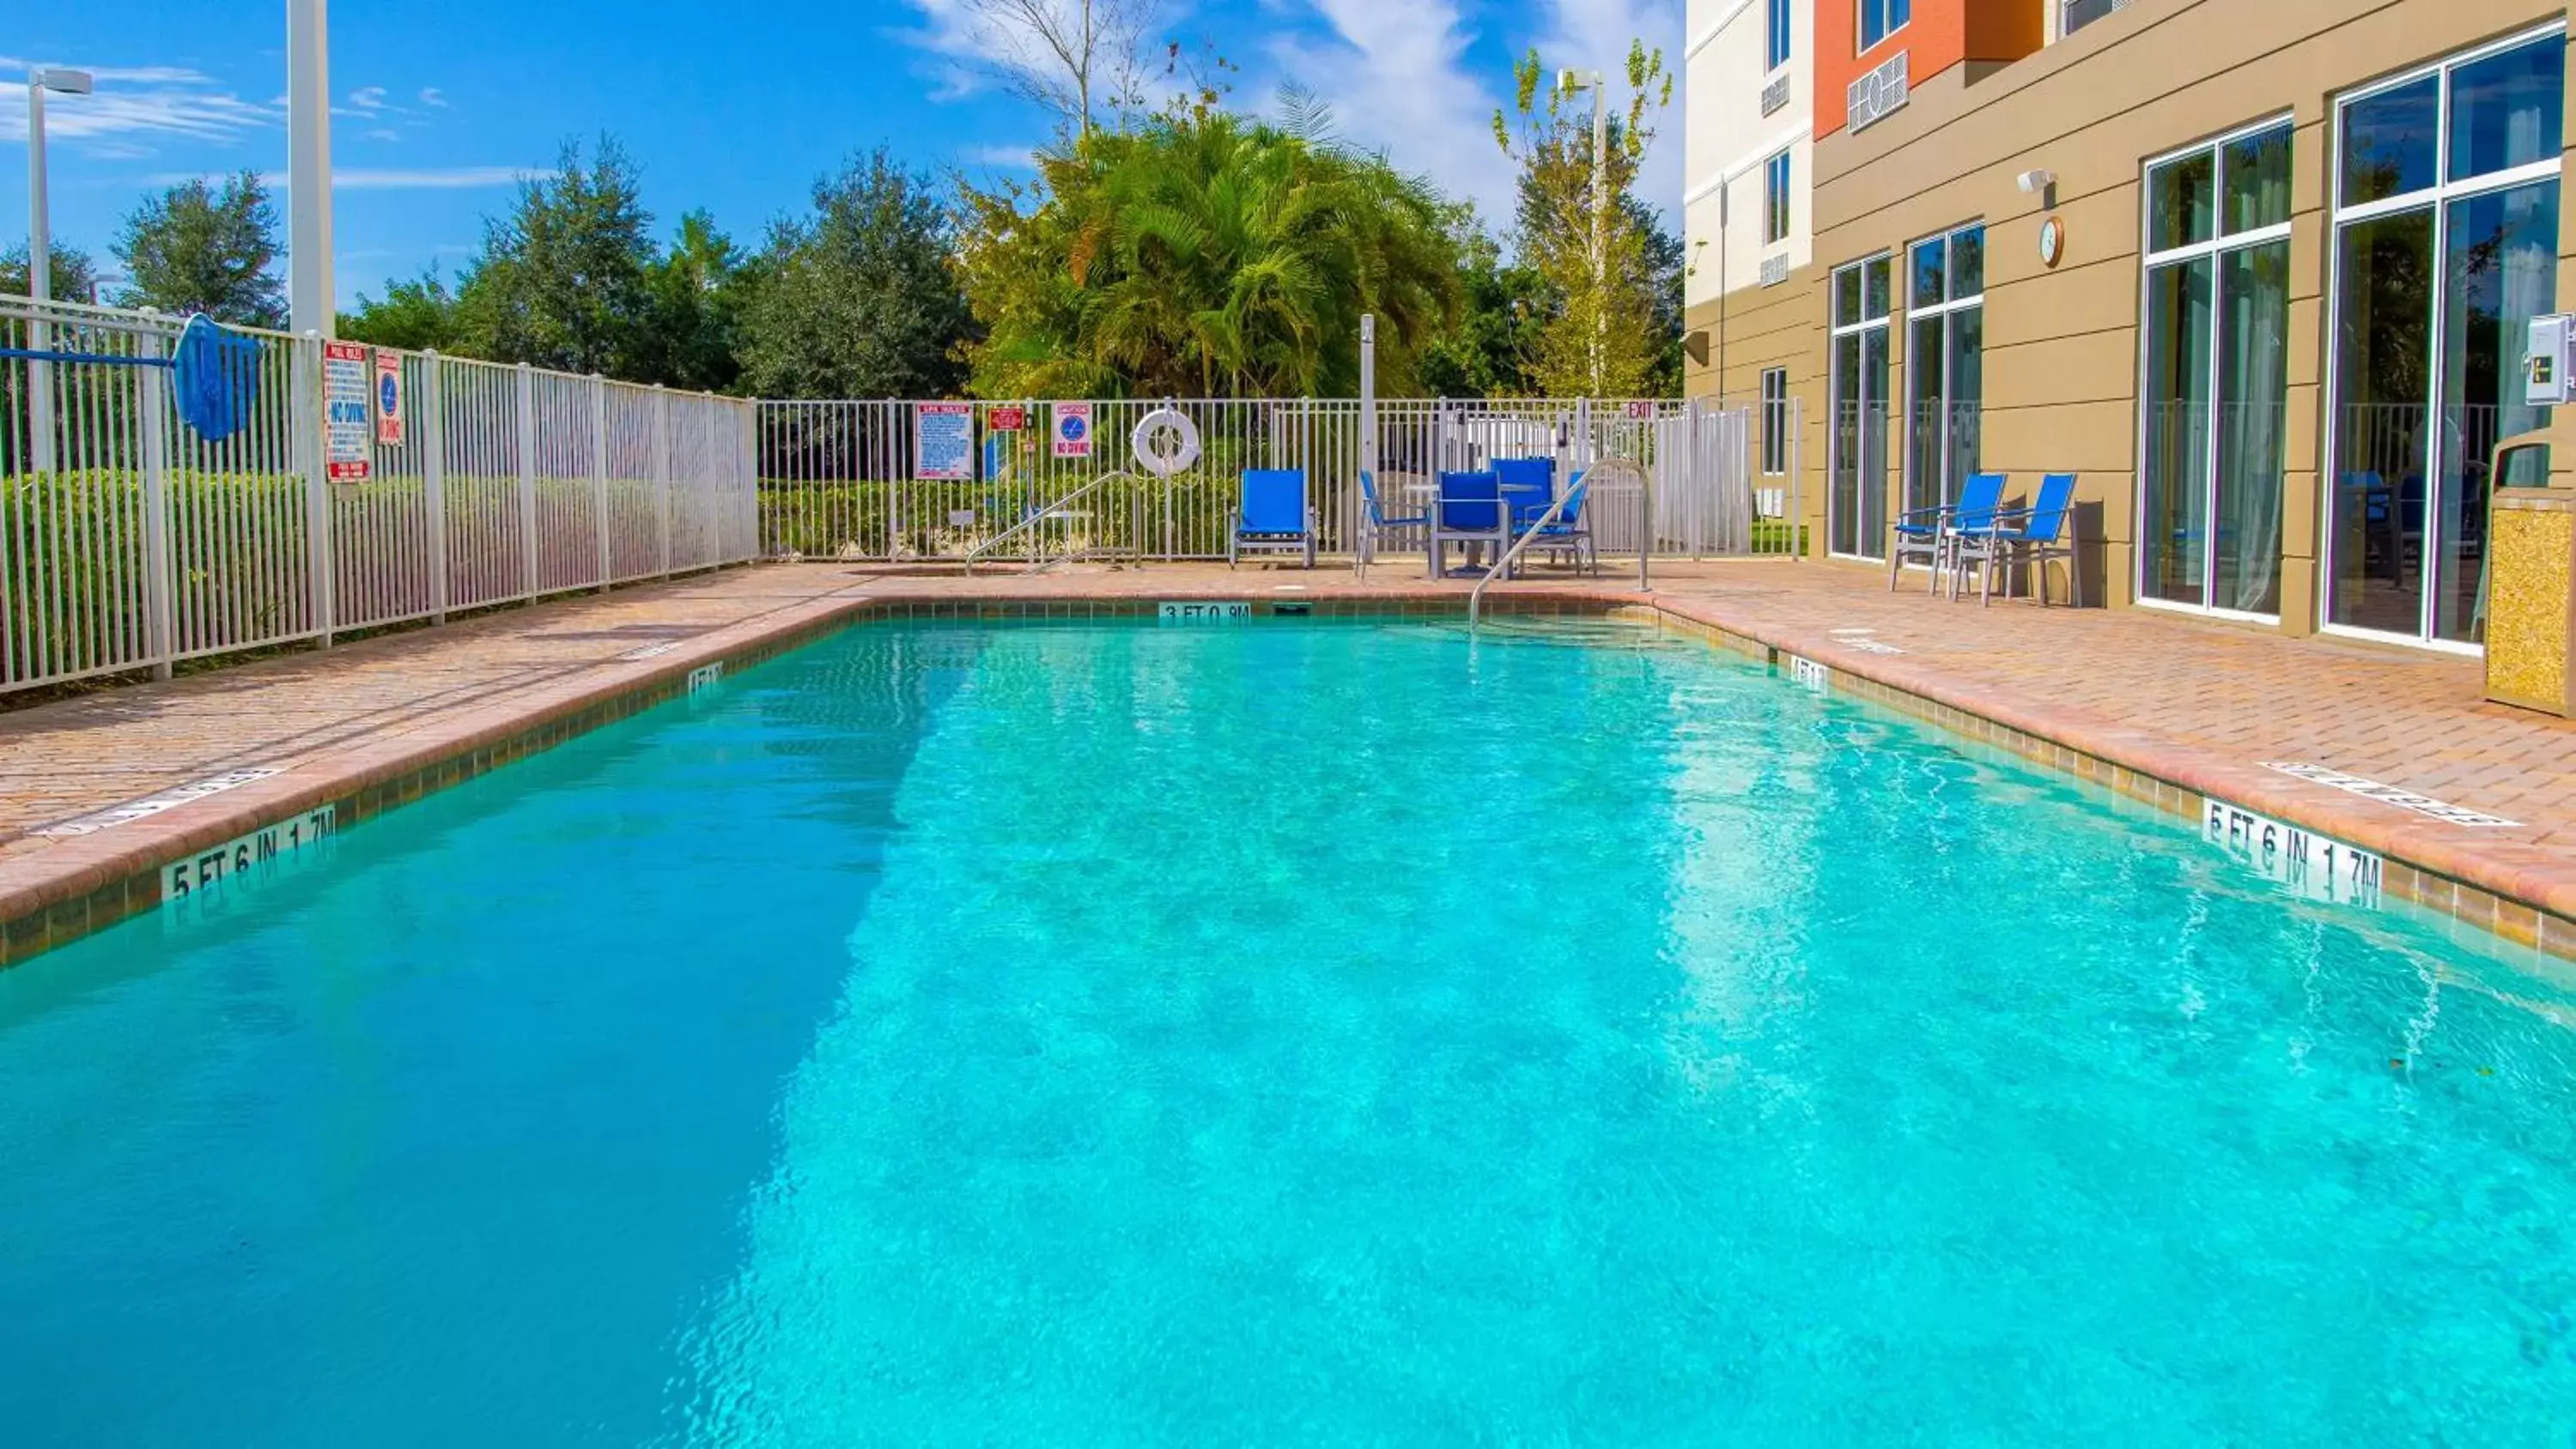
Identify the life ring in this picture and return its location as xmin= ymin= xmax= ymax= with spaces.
xmin=1131 ymin=407 xmax=1202 ymax=476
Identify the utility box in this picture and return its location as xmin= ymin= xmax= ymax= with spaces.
xmin=2483 ymin=430 xmax=2576 ymax=715
xmin=2529 ymin=313 xmax=2575 ymax=407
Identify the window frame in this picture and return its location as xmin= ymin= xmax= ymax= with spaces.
xmin=1761 ymin=367 xmax=1790 ymax=476
xmin=1859 ymin=0 xmax=1911 ymax=53
xmin=2320 ymin=23 xmax=2567 ymax=649
xmin=1766 ymin=0 xmax=1794 ymax=74
xmin=1763 ymin=149 xmax=1793 ymax=246
xmin=2134 ymin=113 xmax=2297 ymax=622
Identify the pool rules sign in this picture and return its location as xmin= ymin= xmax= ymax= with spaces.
xmin=323 ymin=340 xmax=372 ymax=481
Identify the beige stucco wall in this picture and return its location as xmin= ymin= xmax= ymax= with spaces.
xmin=1687 ymin=0 xmax=2575 ymax=637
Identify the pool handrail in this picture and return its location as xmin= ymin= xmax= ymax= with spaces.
xmin=962 ymin=469 xmax=1141 ymax=574
xmin=1469 ymin=453 xmax=1649 ymax=626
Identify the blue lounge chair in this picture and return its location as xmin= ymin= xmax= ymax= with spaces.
xmin=1429 ymin=470 xmax=1506 ymax=579
xmin=1230 ymin=468 xmax=1315 ymax=568
xmin=1890 ymin=471 xmax=2003 ymax=594
xmin=1494 ymin=457 xmax=1558 ymax=534
xmin=1528 ymin=471 xmax=1596 ymax=575
xmin=1358 ymin=470 xmax=1427 ymax=565
xmin=1976 ymin=473 xmax=2081 ymax=607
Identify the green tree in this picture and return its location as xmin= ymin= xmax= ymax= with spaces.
xmin=638 ymin=210 xmax=759 ymax=394
xmin=1416 ymin=205 xmax=1547 ymax=397
xmin=341 ymin=265 xmax=460 ymax=351
xmin=112 ymin=170 xmax=286 ymax=326
xmin=0 ymin=241 xmax=101 ymax=304
xmin=957 ymin=106 xmax=1458 ymax=398
xmin=452 ymin=136 xmax=656 ymax=376
xmin=737 ymin=149 xmax=972 ymax=401
xmin=1492 ymin=42 xmax=1673 ymax=397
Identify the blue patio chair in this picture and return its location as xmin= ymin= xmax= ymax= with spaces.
xmin=1494 ymin=457 xmax=1558 ymax=534
xmin=1229 ymin=468 xmax=1316 ymax=569
xmin=1977 ymin=473 xmax=2081 ymax=607
xmin=1358 ymin=469 xmax=1427 ymax=566
xmin=1429 ymin=470 xmax=1506 ymax=579
xmin=1890 ymin=471 xmax=2003 ymax=595
xmin=1527 ymin=471 xmax=1596 ymax=575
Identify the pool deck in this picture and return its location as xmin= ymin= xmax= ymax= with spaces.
xmin=5 ymin=555 xmax=2574 ymax=966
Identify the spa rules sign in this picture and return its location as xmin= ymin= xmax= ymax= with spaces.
xmin=915 ymin=402 xmax=974 ymax=481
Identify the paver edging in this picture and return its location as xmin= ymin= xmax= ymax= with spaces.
xmin=1621 ymin=593 xmax=2576 ymax=959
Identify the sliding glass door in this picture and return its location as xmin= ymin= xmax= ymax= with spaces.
xmin=2140 ymin=119 xmax=2292 ymax=616
xmin=1830 ymin=256 xmax=1892 ymax=559
xmin=2327 ymin=27 xmax=2564 ymax=646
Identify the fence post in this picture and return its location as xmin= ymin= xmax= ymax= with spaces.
xmin=1790 ymin=396 xmax=1807 ymax=562
xmin=589 ymin=374 xmax=611 ymax=587
xmin=738 ymin=399 xmax=758 ymax=564
xmin=514 ymin=362 xmax=539 ymax=600
xmin=138 ymin=330 xmax=176 ymax=680
xmin=300 ymin=330 xmax=337 ymax=647
xmin=422 ymin=353 xmax=449 ymax=622
xmin=654 ymin=385 xmax=673 ymax=578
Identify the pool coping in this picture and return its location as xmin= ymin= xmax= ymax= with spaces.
xmin=3 ymin=583 xmax=2572 ymax=969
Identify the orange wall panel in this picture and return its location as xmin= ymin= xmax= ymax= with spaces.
xmin=1814 ymin=0 xmax=2042 ymax=136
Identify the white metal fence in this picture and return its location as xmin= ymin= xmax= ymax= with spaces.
xmin=756 ymin=396 xmax=1802 ymax=566
xmin=2 ymin=288 xmax=1804 ymax=696
xmin=2 ymin=295 xmax=757 ymax=694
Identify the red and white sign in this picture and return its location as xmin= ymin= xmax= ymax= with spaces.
xmin=323 ymin=340 xmax=373 ymax=482
xmin=986 ymin=405 xmax=1029 ymax=431
xmin=374 ymin=349 xmax=405 ymax=447
xmin=1052 ymin=402 xmax=1093 ymax=458
xmin=1622 ymin=400 xmax=1657 ymax=420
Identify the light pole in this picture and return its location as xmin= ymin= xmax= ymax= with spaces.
xmin=26 ymin=64 xmax=94 ymax=476
xmin=287 ymin=0 xmax=335 ymax=336
xmin=1558 ymin=69 xmax=1608 ymax=397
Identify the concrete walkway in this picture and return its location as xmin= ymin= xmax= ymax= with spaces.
xmin=4 ymin=557 xmax=2573 ymax=964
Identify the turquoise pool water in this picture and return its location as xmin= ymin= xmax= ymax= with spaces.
xmin=4 ymin=617 xmax=2575 ymax=1444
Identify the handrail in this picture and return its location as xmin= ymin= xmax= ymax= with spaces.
xmin=1467 ymin=455 xmax=1649 ymax=626
xmin=962 ymin=469 xmax=1139 ymax=574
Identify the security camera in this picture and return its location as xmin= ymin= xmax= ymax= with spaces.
xmin=2016 ymin=169 xmax=2056 ymax=195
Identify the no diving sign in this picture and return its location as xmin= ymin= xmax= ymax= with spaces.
xmin=1053 ymin=402 xmax=1092 ymax=458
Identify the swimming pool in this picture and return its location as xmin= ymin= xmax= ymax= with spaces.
xmin=3 ymin=615 xmax=2573 ymax=1444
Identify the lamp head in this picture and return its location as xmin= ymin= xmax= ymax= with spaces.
xmin=2015 ymin=168 xmax=2056 ymax=195
xmin=33 ymin=67 xmax=95 ymax=94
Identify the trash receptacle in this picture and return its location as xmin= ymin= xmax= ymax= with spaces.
xmin=2483 ymin=431 xmax=2575 ymax=715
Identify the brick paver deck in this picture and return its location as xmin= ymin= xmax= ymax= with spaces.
xmin=5 ymin=556 xmax=2574 ymax=964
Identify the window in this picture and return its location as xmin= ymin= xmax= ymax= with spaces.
xmin=1767 ymin=0 xmax=1793 ymax=72
xmin=1829 ymin=254 xmax=1893 ymax=559
xmin=2140 ymin=118 xmax=2293 ymax=619
xmin=1860 ymin=0 xmax=1911 ymax=52
xmin=1762 ymin=369 xmax=1790 ymax=476
xmin=2325 ymin=27 xmax=2566 ymax=646
xmin=1904 ymin=224 xmax=1985 ymax=531
xmin=1763 ymin=151 xmax=1793 ymax=246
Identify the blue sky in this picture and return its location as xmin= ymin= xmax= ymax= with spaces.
xmin=0 ymin=0 xmax=1682 ymax=310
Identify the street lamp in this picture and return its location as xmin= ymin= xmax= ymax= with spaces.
xmin=26 ymin=64 xmax=93 ymax=476
xmin=1558 ymin=68 xmax=1608 ymax=397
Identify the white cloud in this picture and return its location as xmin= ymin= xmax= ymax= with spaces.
xmin=141 ymin=165 xmax=544 ymax=191
xmin=0 ymin=57 xmax=277 ymax=149
xmin=417 ymin=87 xmax=448 ymax=108
xmin=1271 ymin=0 xmax=1514 ymax=220
xmin=348 ymin=85 xmax=388 ymax=111
xmin=960 ymin=142 xmax=1040 ymax=168
xmin=361 ymin=127 xmax=402 ymax=142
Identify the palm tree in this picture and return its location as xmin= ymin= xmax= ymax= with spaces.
xmin=960 ymin=110 xmax=1460 ymax=399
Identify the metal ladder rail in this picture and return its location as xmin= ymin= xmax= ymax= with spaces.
xmin=962 ymin=469 xmax=1143 ymax=574
xmin=1467 ymin=455 xmax=1651 ymax=627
